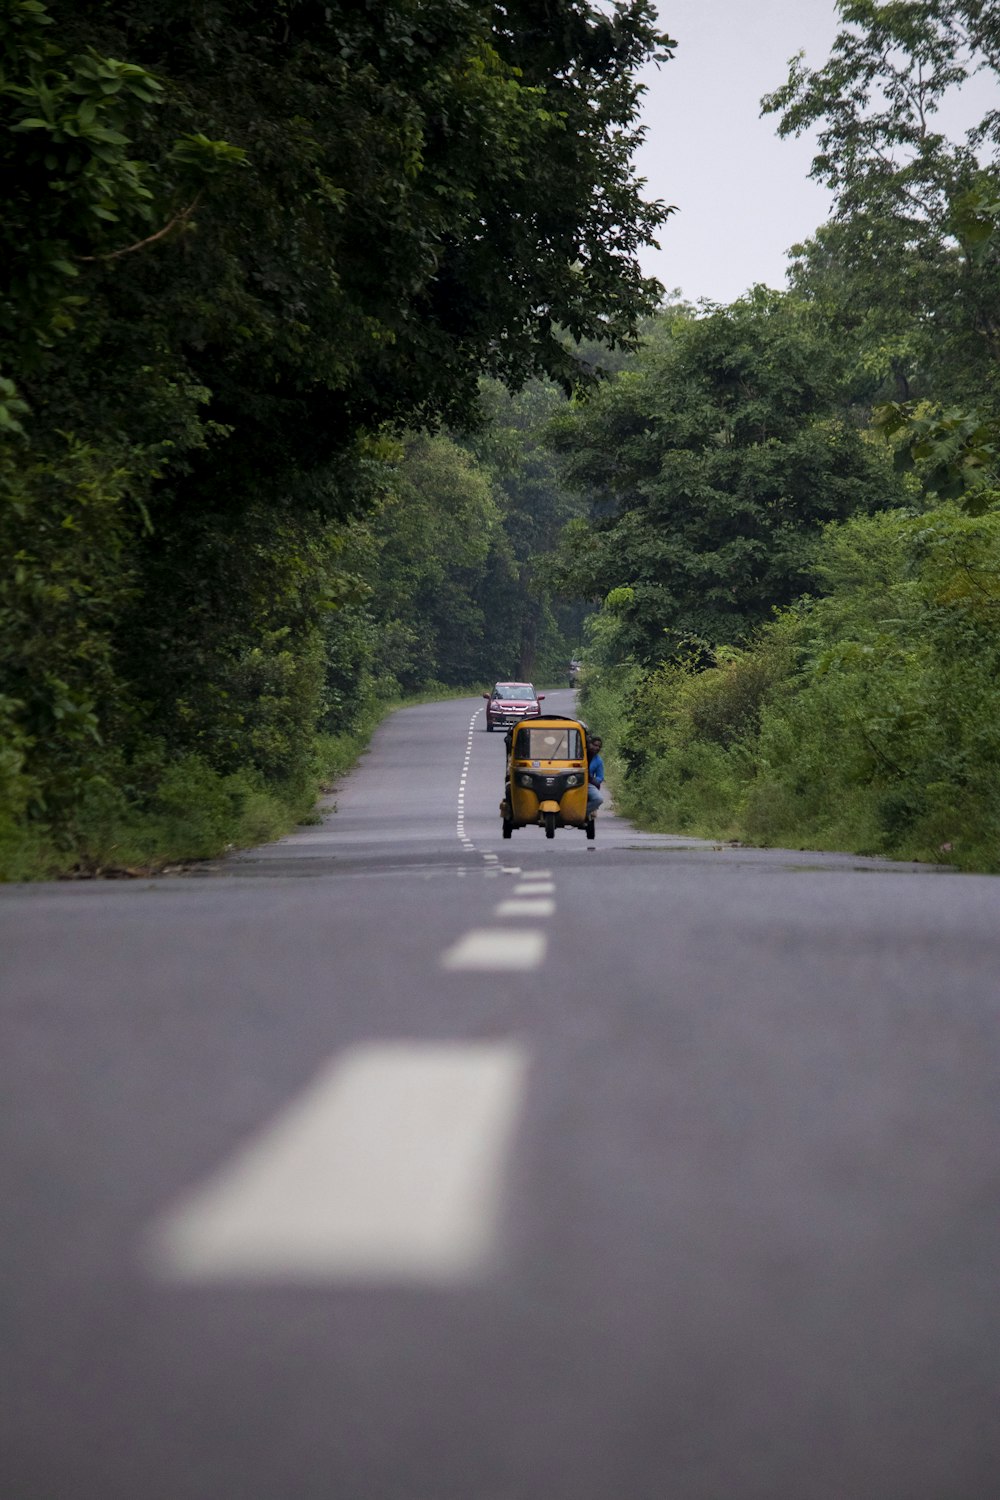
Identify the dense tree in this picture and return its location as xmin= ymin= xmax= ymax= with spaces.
xmin=320 ymin=407 xmax=587 ymax=713
xmin=763 ymin=0 xmax=1000 ymax=500
xmin=9 ymin=0 xmax=673 ymax=458
xmin=467 ymin=379 xmax=590 ymax=677
xmin=600 ymin=503 xmax=1000 ymax=870
xmin=344 ymin=433 xmax=509 ymax=692
xmin=548 ymin=292 xmax=903 ymax=662
xmin=562 ymin=2 xmax=1000 ymax=871
xmin=1 ymin=0 xmax=672 ymax=867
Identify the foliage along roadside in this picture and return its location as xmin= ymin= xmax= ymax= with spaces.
xmin=569 ymin=1 xmax=1000 ymax=872
xmin=1 ymin=0 xmax=666 ymax=877
xmin=546 ymin=290 xmax=910 ymax=665
xmin=581 ymin=504 xmax=1000 ymax=873
xmin=0 ymin=404 xmax=587 ymax=881
xmin=0 ymin=682 xmax=480 ymax=882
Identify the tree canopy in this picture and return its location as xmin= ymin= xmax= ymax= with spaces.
xmin=0 ymin=0 xmax=672 ymax=871
xmin=6 ymin=0 xmax=674 ymax=453
xmin=570 ymin=0 xmax=1000 ymax=874
xmin=547 ymin=292 xmax=903 ymax=661
xmin=763 ymin=0 xmax=1000 ymax=502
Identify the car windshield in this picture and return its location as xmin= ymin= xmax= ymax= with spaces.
xmin=495 ymin=684 xmax=534 ymax=700
xmin=515 ymin=727 xmax=582 ymax=760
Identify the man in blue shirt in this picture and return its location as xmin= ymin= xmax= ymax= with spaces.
xmin=587 ymin=736 xmax=604 ymax=814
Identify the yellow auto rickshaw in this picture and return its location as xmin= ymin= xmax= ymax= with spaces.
xmin=500 ymin=714 xmax=596 ymax=840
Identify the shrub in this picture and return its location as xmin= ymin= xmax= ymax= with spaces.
xmin=592 ymin=505 xmax=1000 ymax=870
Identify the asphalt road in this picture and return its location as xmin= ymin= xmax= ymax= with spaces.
xmin=3 ymin=689 xmax=1000 ymax=1500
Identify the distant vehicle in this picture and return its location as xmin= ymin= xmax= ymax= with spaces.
xmin=568 ymin=658 xmax=582 ymax=688
xmin=483 ymin=681 xmax=545 ymax=732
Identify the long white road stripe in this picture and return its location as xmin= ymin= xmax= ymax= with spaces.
xmin=496 ymin=898 xmax=555 ymax=918
xmin=145 ymin=1042 xmax=527 ymax=1283
xmin=515 ymin=881 xmax=554 ymax=895
xmin=441 ymin=929 xmax=545 ymax=971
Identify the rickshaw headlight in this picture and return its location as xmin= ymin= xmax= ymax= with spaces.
xmin=564 ymin=773 xmax=580 ymax=787
xmin=518 ymin=773 xmax=534 ymax=787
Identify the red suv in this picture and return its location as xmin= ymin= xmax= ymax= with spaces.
xmin=483 ymin=682 xmax=545 ymax=732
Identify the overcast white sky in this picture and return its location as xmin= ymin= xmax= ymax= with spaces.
xmin=635 ymin=0 xmax=998 ymax=305
xmin=634 ymin=0 xmax=840 ymax=304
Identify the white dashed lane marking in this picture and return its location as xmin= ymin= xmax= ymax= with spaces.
xmin=446 ymin=709 xmax=555 ymax=960
xmin=441 ymin=929 xmax=546 ymax=971
xmin=147 ymin=702 xmax=564 ymax=1288
xmin=455 ymin=708 xmax=482 ymax=851
xmin=495 ymin=899 xmax=555 ymax=918
xmin=145 ymin=1042 xmax=527 ymax=1283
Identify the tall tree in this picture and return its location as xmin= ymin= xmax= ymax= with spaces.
xmin=763 ymin=0 xmax=1000 ymax=409
xmin=1 ymin=0 xmax=675 ymax=841
xmin=14 ymin=0 xmax=674 ymax=469
xmin=467 ymin=379 xmax=589 ymax=677
xmin=548 ymin=293 xmax=904 ymax=662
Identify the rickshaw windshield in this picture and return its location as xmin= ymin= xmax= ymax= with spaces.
xmin=515 ymin=726 xmax=583 ymax=760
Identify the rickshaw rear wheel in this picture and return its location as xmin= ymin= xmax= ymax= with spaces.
xmin=544 ymin=812 xmax=556 ymax=839
xmin=502 ymin=820 xmax=513 ymax=839
xmin=586 ymin=819 xmax=596 ymax=839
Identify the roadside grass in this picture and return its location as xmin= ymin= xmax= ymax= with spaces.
xmin=0 ymin=684 xmax=480 ymax=883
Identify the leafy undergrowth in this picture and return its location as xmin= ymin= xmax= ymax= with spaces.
xmin=581 ymin=507 xmax=1000 ymax=875
xmin=0 ymin=685 xmax=473 ymax=882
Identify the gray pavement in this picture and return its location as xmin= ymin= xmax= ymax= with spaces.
xmin=2 ymin=690 xmax=999 ymax=1500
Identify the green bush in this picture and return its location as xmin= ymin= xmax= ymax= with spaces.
xmin=587 ymin=505 xmax=1000 ymax=871
xmin=0 ymin=436 xmax=139 ymax=821
xmin=580 ymin=632 xmax=790 ymax=837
